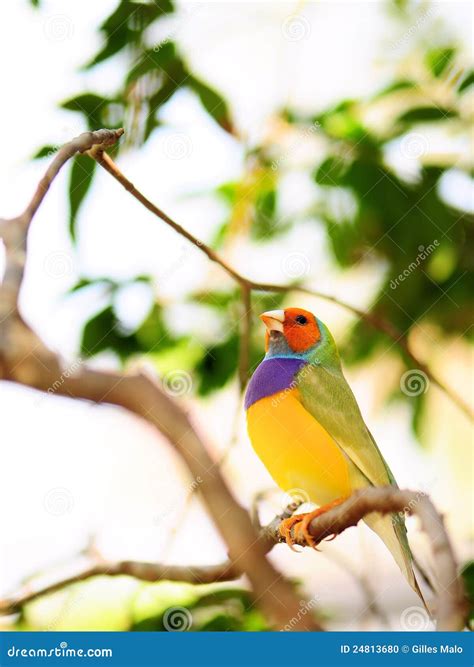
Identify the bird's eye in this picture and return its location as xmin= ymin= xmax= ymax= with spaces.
xmin=295 ymin=315 xmax=308 ymax=325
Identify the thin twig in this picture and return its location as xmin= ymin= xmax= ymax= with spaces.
xmin=0 ymin=559 xmax=239 ymax=616
xmin=0 ymin=129 xmax=321 ymax=631
xmin=237 ymin=283 xmax=252 ymax=391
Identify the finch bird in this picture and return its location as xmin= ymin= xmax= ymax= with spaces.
xmin=245 ymin=307 xmax=425 ymax=603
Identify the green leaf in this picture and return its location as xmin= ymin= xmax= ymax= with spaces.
xmin=397 ymin=106 xmax=456 ymax=123
xmin=373 ymin=80 xmax=416 ymax=99
xmin=460 ymin=561 xmax=474 ymax=626
xmin=32 ymin=145 xmax=57 ymax=159
xmin=188 ymin=77 xmax=234 ymax=133
xmin=324 ymin=218 xmax=360 ymax=266
xmin=313 ymin=156 xmax=347 ymax=186
xmin=68 ymin=277 xmax=117 ymax=294
xmin=126 ymin=43 xmax=182 ymax=84
xmin=143 ymin=80 xmax=181 ymax=141
xmin=86 ymin=0 xmax=174 ymax=69
xmin=252 ymin=189 xmax=278 ymax=239
xmin=199 ymin=613 xmax=240 ymax=631
xmin=80 ymin=306 xmax=131 ymax=358
xmin=195 ymin=334 xmax=239 ymax=395
xmin=425 ymin=47 xmax=455 ymax=78
xmin=459 ymin=70 xmax=474 ymax=93
xmin=134 ymin=303 xmax=176 ymax=351
xmin=68 ymin=155 xmax=96 ymax=241
xmin=62 ymin=93 xmax=108 ymax=129
xmin=216 ymin=182 xmax=237 ymax=204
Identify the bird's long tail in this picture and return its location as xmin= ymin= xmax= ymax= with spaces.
xmin=363 ymin=511 xmax=431 ymax=615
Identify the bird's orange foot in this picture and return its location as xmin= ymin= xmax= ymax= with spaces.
xmin=279 ymin=514 xmax=306 ymax=551
xmin=279 ymin=497 xmax=347 ymax=550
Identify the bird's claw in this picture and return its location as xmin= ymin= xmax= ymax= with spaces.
xmin=279 ymin=513 xmax=321 ymax=551
xmin=279 ymin=497 xmax=347 ymax=550
xmin=279 ymin=515 xmax=304 ymax=551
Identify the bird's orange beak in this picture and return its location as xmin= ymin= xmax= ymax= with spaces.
xmin=260 ymin=310 xmax=285 ymax=333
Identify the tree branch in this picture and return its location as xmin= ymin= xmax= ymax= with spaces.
xmin=0 ymin=129 xmax=321 ymax=631
xmin=91 ymin=146 xmax=473 ymax=421
xmin=0 ymin=559 xmax=239 ymax=616
xmin=237 ymin=283 xmax=252 ymax=390
xmin=2 ymin=488 xmax=466 ymax=631
xmin=263 ymin=488 xmax=467 ymax=631
xmin=0 ymin=129 xmax=467 ymax=633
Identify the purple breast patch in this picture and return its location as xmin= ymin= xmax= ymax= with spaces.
xmin=244 ymin=357 xmax=307 ymax=410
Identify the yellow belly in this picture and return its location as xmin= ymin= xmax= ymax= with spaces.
xmin=246 ymin=388 xmax=352 ymax=505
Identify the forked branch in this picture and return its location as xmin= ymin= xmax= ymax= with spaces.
xmin=0 ymin=129 xmax=468 ymax=633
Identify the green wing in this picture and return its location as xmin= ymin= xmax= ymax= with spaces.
xmin=296 ymin=359 xmax=425 ymax=602
xmin=297 ymin=361 xmax=395 ymax=488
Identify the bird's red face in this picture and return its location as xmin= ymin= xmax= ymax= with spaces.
xmin=260 ymin=308 xmax=321 ymax=353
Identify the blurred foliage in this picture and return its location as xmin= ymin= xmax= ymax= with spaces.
xmin=34 ymin=0 xmax=233 ymax=239
xmin=17 ymin=578 xmax=270 ymax=632
xmin=461 ymin=561 xmax=474 ymax=629
xmin=34 ymin=0 xmax=473 ymax=432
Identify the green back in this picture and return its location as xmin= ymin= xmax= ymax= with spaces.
xmin=296 ymin=319 xmax=416 ymax=589
xmin=297 ymin=320 xmax=396 ymax=488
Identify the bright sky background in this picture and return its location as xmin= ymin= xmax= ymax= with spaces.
xmin=0 ymin=0 xmax=472 ymax=629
